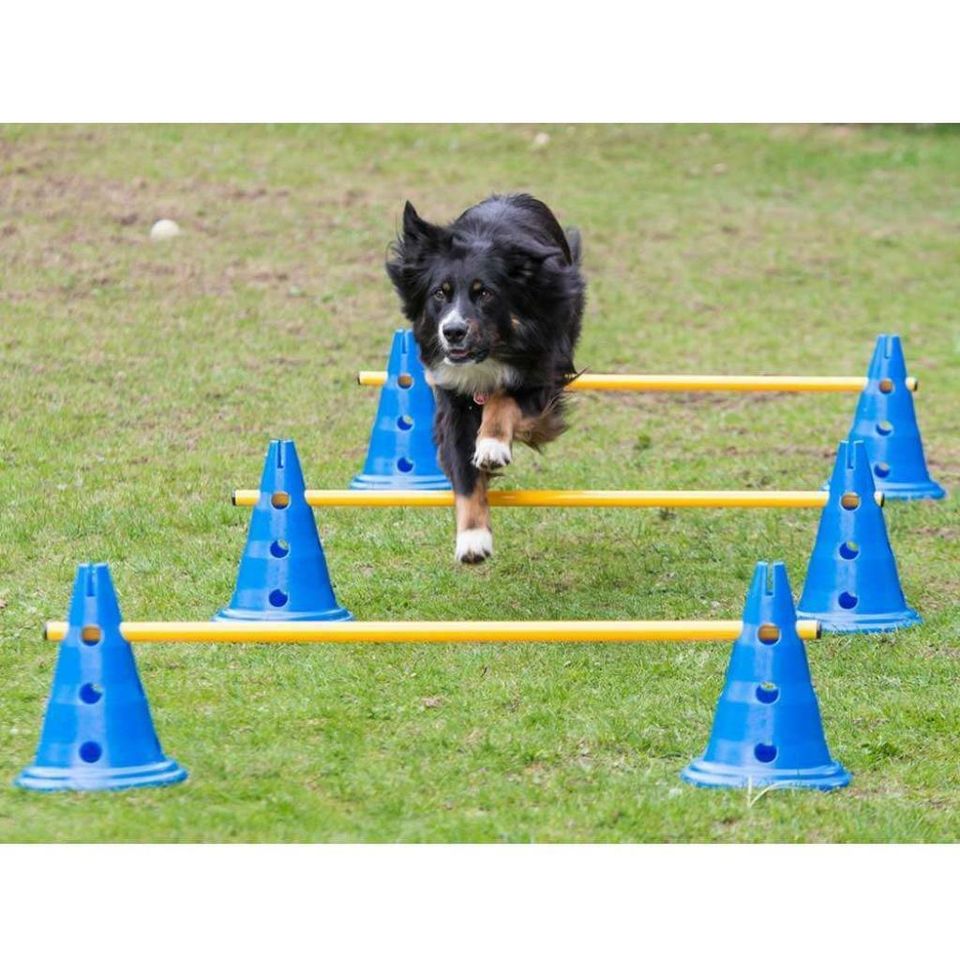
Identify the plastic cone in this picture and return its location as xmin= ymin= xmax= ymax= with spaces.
xmin=16 ymin=564 xmax=187 ymax=792
xmin=216 ymin=439 xmax=352 ymax=621
xmin=351 ymin=329 xmax=451 ymax=490
xmin=844 ymin=334 xmax=945 ymax=500
xmin=799 ymin=440 xmax=920 ymax=633
xmin=682 ymin=561 xmax=850 ymax=791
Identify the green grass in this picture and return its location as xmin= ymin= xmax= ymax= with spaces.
xmin=1 ymin=124 xmax=958 ymax=841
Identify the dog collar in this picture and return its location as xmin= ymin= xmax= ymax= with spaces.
xmin=473 ymin=391 xmax=488 ymax=406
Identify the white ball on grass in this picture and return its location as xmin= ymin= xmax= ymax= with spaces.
xmin=150 ymin=219 xmax=181 ymax=241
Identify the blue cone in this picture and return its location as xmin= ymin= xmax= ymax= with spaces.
xmin=682 ymin=561 xmax=850 ymax=791
xmin=799 ymin=440 xmax=920 ymax=633
xmin=351 ymin=329 xmax=450 ymax=490
xmin=844 ymin=334 xmax=945 ymax=500
xmin=16 ymin=564 xmax=187 ymax=792
xmin=216 ymin=439 xmax=352 ymax=622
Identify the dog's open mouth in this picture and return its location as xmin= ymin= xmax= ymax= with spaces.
xmin=444 ymin=347 xmax=490 ymax=365
xmin=445 ymin=347 xmax=472 ymax=363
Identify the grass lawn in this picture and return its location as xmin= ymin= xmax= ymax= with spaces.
xmin=1 ymin=123 xmax=958 ymax=841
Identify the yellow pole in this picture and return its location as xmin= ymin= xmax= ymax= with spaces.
xmin=43 ymin=618 xmax=821 ymax=644
xmin=232 ymin=489 xmax=884 ymax=508
xmin=357 ymin=371 xmax=918 ymax=393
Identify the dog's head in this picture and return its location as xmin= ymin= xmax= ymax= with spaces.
xmin=385 ymin=197 xmax=578 ymax=371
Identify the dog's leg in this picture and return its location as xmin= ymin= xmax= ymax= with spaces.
xmin=472 ymin=393 xmax=522 ymax=471
xmin=435 ymin=390 xmax=493 ymax=563
xmin=454 ymin=474 xmax=491 ymax=564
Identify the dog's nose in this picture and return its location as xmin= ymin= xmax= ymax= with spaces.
xmin=441 ymin=317 xmax=469 ymax=345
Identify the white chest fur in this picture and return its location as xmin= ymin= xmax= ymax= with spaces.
xmin=428 ymin=357 xmax=521 ymax=394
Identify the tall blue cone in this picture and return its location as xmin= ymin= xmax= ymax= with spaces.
xmin=682 ymin=561 xmax=850 ymax=791
xmin=16 ymin=564 xmax=187 ymax=792
xmin=351 ymin=329 xmax=451 ymax=490
xmin=844 ymin=334 xmax=945 ymax=500
xmin=799 ymin=440 xmax=920 ymax=633
xmin=216 ymin=439 xmax=352 ymax=621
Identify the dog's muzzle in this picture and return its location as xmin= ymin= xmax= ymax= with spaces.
xmin=439 ymin=311 xmax=486 ymax=363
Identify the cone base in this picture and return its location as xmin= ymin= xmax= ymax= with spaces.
xmin=680 ymin=757 xmax=851 ymax=791
xmin=821 ymin=477 xmax=946 ymax=501
xmin=213 ymin=605 xmax=354 ymax=623
xmin=875 ymin=479 xmax=946 ymax=501
xmin=796 ymin=606 xmax=921 ymax=634
xmin=15 ymin=757 xmax=188 ymax=793
xmin=350 ymin=472 xmax=451 ymax=491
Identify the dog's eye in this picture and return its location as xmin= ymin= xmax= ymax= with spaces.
xmin=477 ymin=288 xmax=494 ymax=304
xmin=433 ymin=286 xmax=449 ymax=301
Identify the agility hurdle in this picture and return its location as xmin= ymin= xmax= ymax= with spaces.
xmin=44 ymin=618 xmax=822 ymax=644
xmin=231 ymin=488 xmax=884 ymax=509
xmin=357 ymin=370 xmax=919 ymax=394
xmin=354 ymin=332 xmax=944 ymax=499
xmin=23 ymin=562 xmax=832 ymax=794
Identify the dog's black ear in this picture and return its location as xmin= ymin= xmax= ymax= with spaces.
xmin=401 ymin=201 xmax=439 ymax=246
xmin=386 ymin=202 xmax=441 ymax=319
xmin=385 ymin=256 xmax=404 ymax=290
xmin=505 ymin=239 xmax=557 ymax=281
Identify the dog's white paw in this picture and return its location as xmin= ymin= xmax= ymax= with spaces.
xmin=472 ymin=437 xmax=512 ymax=471
xmin=456 ymin=528 xmax=493 ymax=564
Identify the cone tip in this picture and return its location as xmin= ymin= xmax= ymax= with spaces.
xmin=768 ymin=560 xmax=792 ymax=598
xmin=67 ymin=562 xmax=122 ymax=632
xmin=78 ymin=562 xmax=114 ymax=593
xmin=741 ymin=559 xmax=798 ymax=632
xmin=831 ymin=439 xmax=873 ymax=487
xmin=258 ymin=438 xmax=306 ymax=493
xmin=385 ymin=329 xmax=408 ymax=365
xmin=750 ymin=559 xmax=788 ymax=593
xmin=867 ymin=333 xmax=907 ymax=375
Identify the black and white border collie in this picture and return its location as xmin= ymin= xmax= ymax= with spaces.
xmin=386 ymin=194 xmax=585 ymax=563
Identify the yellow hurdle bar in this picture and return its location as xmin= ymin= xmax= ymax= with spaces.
xmin=357 ymin=371 xmax=918 ymax=394
xmin=43 ymin=619 xmax=821 ymax=644
xmin=232 ymin=489 xmax=884 ymax=509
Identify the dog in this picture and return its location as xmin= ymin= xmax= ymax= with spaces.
xmin=386 ymin=194 xmax=585 ymax=563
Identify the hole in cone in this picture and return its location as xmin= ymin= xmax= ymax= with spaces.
xmin=879 ymin=378 xmax=895 ymax=394
xmin=79 ymin=683 xmax=103 ymax=704
xmin=398 ymin=373 xmax=414 ymax=388
xmin=754 ymin=743 xmax=777 ymax=763
xmin=81 ymin=625 xmax=102 ymax=646
xmin=268 ymin=589 xmax=288 ymax=607
xmin=397 ymin=415 xmax=414 ymax=431
xmin=839 ymin=591 xmax=858 ymax=610
xmin=839 ymin=540 xmax=860 ymax=560
xmin=397 ymin=457 xmax=414 ymax=473
xmin=755 ymin=683 xmax=779 ymax=704
xmin=841 ymin=492 xmax=860 ymax=510
xmin=876 ymin=420 xmax=894 ymax=436
xmin=758 ymin=624 xmax=780 ymax=644
xmin=874 ymin=462 xmax=891 ymax=478
xmin=271 ymin=492 xmax=290 ymax=509
xmin=270 ymin=539 xmax=290 ymax=558
xmin=79 ymin=741 xmax=102 ymax=763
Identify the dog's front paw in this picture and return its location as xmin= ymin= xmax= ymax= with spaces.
xmin=456 ymin=528 xmax=493 ymax=564
xmin=472 ymin=437 xmax=512 ymax=471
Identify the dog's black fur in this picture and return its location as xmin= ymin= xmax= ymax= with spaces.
xmin=386 ymin=194 xmax=585 ymax=562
